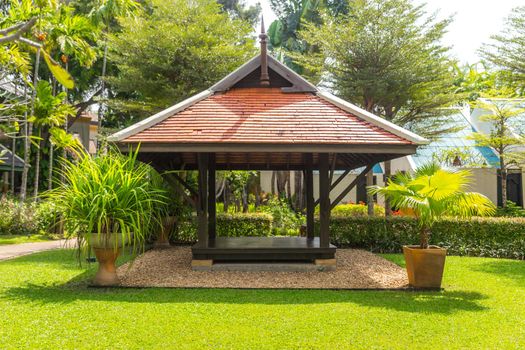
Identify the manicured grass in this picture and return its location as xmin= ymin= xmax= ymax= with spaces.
xmin=1 ymin=250 xmax=524 ymax=349
xmin=0 ymin=234 xmax=56 ymax=245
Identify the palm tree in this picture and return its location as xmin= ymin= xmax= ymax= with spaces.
xmin=31 ymin=80 xmax=76 ymax=197
xmin=89 ymin=0 xmax=141 ymax=135
xmin=369 ymin=163 xmax=496 ymax=248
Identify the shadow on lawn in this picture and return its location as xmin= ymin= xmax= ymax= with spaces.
xmin=473 ymin=259 xmax=525 ymax=287
xmin=3 ymin=282 xmax=488 ymax=314
xmin=2 ymin=249 xmax=488 ymax=314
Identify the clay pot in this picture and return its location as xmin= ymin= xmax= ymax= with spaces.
xmin=93 ymin=247 xmax=121 ymax=286
xmin=403 ymin=245 xmax=447 ymax=289
xmin=154 ymin=216 xmax=177 ymax=248
xmin=88 ymin=233 xmax=128 ymax=286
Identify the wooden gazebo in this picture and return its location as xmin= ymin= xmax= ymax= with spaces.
xmin=108 ymin=25 xmax=427 ymax=268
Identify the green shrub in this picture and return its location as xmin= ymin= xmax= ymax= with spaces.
xmin=496 ymin=201 xmax=525 ymax=217
xmin=318 ymin=203 xmax=385 ymax=217
xmin=174 ymin=212 xmax=273 ymax=243
xmin=217 ymin=213 xmax=273 ymax=237
xmin=258 ymin=197 xmax=304 ymax=235
xmin=0 ymin=198 xmax=37 ymax=235
xmin=318 ymin=216 xmax=525 ymax=259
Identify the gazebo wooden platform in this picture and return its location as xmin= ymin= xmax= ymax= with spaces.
xmin=108 ymin=24 xmax=427 ymax=268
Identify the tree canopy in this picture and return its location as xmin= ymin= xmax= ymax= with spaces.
xmin=293 ymin=0 xmax=461 ymax=139
xmin=107 ymin=0 xmax=256 ymax=116
xmin=481 ymin=6 xmax=525 ymax=93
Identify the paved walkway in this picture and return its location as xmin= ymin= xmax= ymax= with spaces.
xmin=0 ymin=239 xmax=73 ymax=261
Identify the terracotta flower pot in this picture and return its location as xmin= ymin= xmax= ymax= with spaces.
xmin=403 ymin=245 xmax=447 ymax=289
xmin=88 ymin=233 xmax=128 ymax=286
xmin=93 ymin=247 xmax=121 ymax=286
xmin=154 ymin=216 xmax=177 ymax=248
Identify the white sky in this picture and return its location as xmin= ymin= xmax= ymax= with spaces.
xmin=247 ymin=0 xmax=524 ymax=64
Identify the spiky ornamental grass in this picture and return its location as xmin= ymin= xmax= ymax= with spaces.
xmin=46 ymin=148 xmax=168 ymax=258
xmin=369 ymin=163 xmax=496 ymax=248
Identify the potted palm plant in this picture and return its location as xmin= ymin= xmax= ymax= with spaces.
xmin=48 ymin=149 xmax=168 ymax=286
xmin=369 ymin=163 xmax=495 ymax=289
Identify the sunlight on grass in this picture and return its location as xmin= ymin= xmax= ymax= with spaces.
xmin=0 ymin=234 xmax=56 ymax=246
xmin=0 ymin=250 xmax=524 ymax=349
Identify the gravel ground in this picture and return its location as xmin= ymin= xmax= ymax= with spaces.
xmin=117 ymin=247 xmax=408 ymax=289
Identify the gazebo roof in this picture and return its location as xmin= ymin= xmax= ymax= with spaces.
xmin=108 ymin=55 xmax=426 ymax=149
xmin=0 ymin=144 xmax=25 ymax=171
xmin=108 ymin=25 xmax=427 ymax=171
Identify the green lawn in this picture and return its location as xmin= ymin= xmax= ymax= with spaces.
xmin=1 ymin=250 xmax=524 ymax=349
xmin=0 ymin=234 xmax=56 ymax=245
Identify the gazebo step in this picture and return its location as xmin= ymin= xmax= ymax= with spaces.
xmin=191 ymin=260 xmax=336 ymax=272
xmin=191 ymin=236 xmax=336 ymax=262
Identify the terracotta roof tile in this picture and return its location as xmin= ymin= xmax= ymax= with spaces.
xmin=123 ymin=88 xmax=412 ymax=145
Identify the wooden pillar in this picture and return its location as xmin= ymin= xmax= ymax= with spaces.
xmin=208 ymin=153 xmax=216 ymax=240
xmin=318 ymin=153 xmax=330 ymax=248
xmin=367 ymin=167 xmax=374 ymax=216
xmin=305 ymin=154 xmax=314 ymax=239
xmin=197 ymin=153 xmax=209 ymax=247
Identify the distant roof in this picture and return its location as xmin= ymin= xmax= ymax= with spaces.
xmin=0 ymin=144 xmax=25 ymax=171
xmin=411 ymin=109 xmax=499 ymax=168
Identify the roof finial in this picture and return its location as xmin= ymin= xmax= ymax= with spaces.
xmin=259 ymin=15 xmax=270 ymax=86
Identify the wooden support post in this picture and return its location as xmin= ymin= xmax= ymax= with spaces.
xmin=305 ymin=154 xmax=315 ymax=239
xmin=367 ymin=167 xmax=374 ymax=216
xmin=384 ymin=160 xmax=392 ymax=216
xmin=208 ymin=153 xmax=216 ymax=240
xmin=319 ymin=153 xmax=330 ymax=248
xmin=330 ymin=164 xmax=374 ymax=210
xmin=314 ymin=169 xmax=351 ymax=207
xmin=197 ymin=153 xmax=209 ymax=247
xmin=170 ymin=172 xmax=198 ymax=197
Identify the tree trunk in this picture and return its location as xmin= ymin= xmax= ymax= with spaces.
xmin=294 ymin=170 xmax=303 ymax=211
xmin=271 ymin=171 xmax=276 ymax=194
xmin=501 ymin=168 xmax=508 ymax=208
xmin=286 ymin=171 xmax=292 ymax=203
xmin=11 ymin=134 xmax=16 ymax=194
xmin=21 ymin=48 xmax=40 ymax=200
xmin=242 ymin=186 xmax=248 ymax=213
xmin=384 ymin=160 xmax=392 ymax=216
xmin=223 ymin=180 xmax=229 ymax=213
xmin=97 ymin=38 xmax=109 ymax=145
xmin=32 ymin=129 xmax=42 ymax=199
xmin=419 ymin=227 xmax=430 ymax=249
xmin=367 ymin=169 xmax=374 ymax=216
xmin=255 ymin=173 xmax=261 ymax=208
xmin=48 ymin=143 xmax=54 ymax=190
xmin=276 ymin=171 xmax=288 ymax=198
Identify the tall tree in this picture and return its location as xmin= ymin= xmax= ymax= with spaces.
xmin=268 ymin=0 xmax=348 ymax=71
xmin=469 ymin=98 xmax=525 ymax=207
xmin=217 ymin=0 xmax=261 ymax=27
xmin=480 ymin=6 xmax=525 ymax=92
xmin=30 ymin=80 xmax=76 ymax=197
xmin=295 ymin=0 xmax=460 ymax=215
xmin=107 ymin=0 xmax=256 ymax=116
xmin=89 ymin=0 xmax=141 ymax=134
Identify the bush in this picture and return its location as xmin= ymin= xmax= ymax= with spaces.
xmin=318 ymin=203 xmax=385 ymax=217
xmin=0 ymin=197 xmax=60 ymax=236
xmin=258 ymin=197 xmax=304 ymax=235
xmin=319 ymin=216 xmax=525 ymax=259
xmin=174 ymin=212 xmax=273 ymax=243
xmin=496 ymin=201 xmax=525 ymax=217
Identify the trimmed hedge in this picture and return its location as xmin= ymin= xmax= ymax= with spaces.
xmin=321 ymin=216 xmax=525 ymax=259
xmin=175 ymin=212 xmax=273 ymax=242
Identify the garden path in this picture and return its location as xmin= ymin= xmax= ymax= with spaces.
xmin=0 ymin=239 xmax=73 ymax=261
